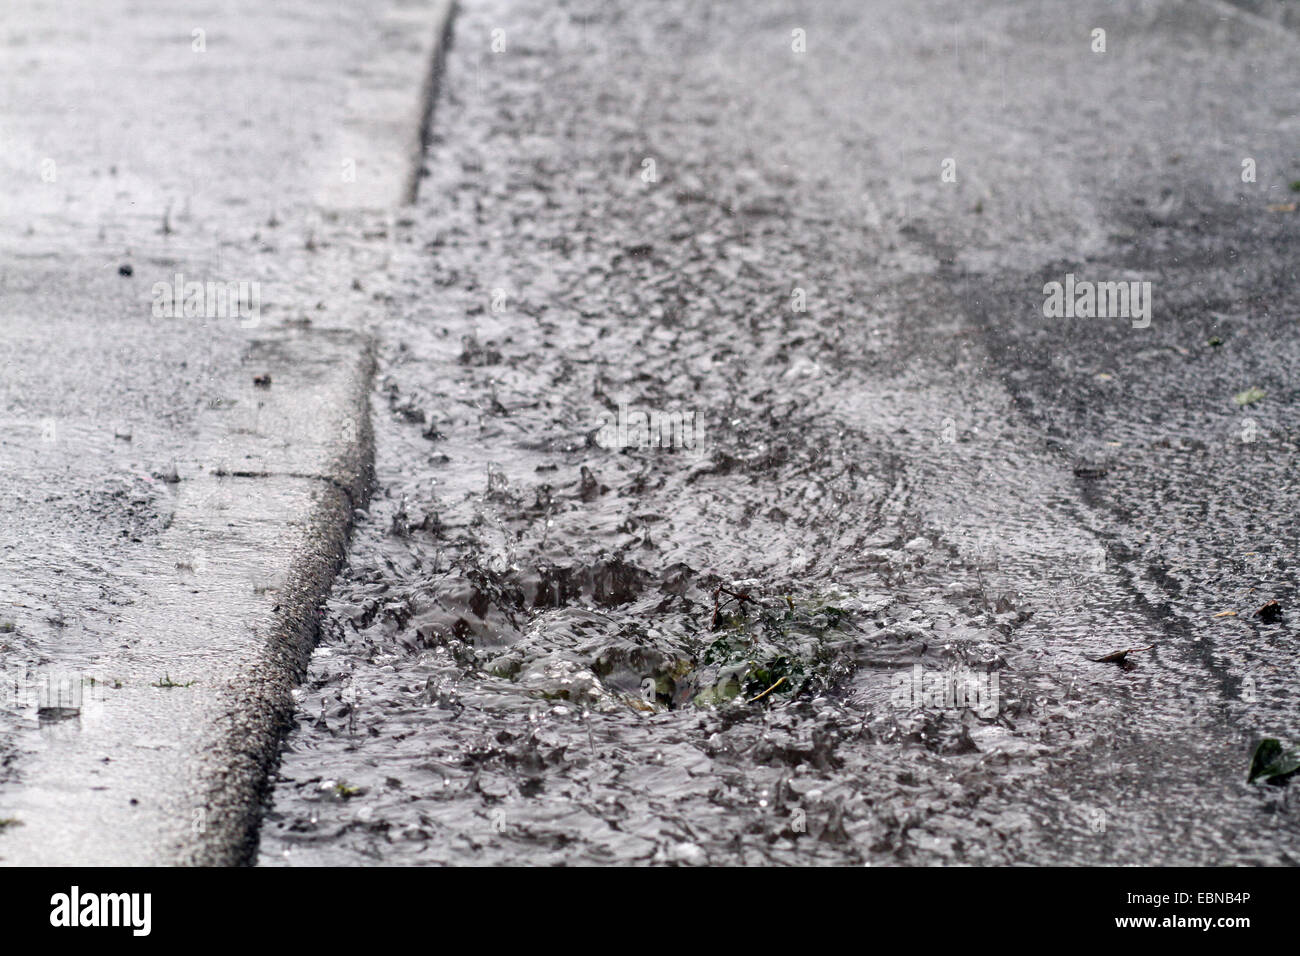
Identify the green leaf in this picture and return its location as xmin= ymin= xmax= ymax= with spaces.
xmin=1247 ymin=738 xmax=1300 ymax=784
xmin=1233 ymin=387 xmax=1266 ymax=406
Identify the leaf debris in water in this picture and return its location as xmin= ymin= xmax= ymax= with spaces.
xmin=1248 ymin=738 xmax=1300 ymax=785
xmin=1090 ymin=645 xmax=1153 ymax=665
xmin=1256 ymin=600 xmax=1282 ymax=623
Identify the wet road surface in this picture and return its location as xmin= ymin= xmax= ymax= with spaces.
xmin=260 ymin=0 xmax=1300 ymax=864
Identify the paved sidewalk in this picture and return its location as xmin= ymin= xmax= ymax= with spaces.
xmin=0 ymin=0 xmax=452 ymax=864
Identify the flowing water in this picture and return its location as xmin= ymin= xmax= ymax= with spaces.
xmin=258 ymin=0 xmax=1300 ymax=865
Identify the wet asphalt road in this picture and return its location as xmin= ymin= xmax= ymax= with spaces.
xmin=260 ymin=0 xmax=1300 ymax=865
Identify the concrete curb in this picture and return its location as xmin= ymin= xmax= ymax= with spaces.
xmin=322 ymin=0 xmax=457 ymax=210
xmin=195 ymin=0 xmax=458 ymax=865
xmin=186 ymin=336 xmax=378 ymax=866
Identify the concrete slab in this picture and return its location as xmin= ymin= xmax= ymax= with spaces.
xmin=0 ymin=0 xmax=454 ymax=863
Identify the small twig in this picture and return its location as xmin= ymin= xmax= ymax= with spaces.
xmin=748 ymin=676 xmax=787 ymax=703
xmin=711 ymin=585 xmax=755 ymax=629
xmin=538 ymin=502 xmax=554 ymax=552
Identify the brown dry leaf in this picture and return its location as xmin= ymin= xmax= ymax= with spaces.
xmin=1267 ymin=202 xmax=1297 ymax=213
xmin=1256 ymin=600 xmax=1282 ymax=623
xmin=1213 ymin=610 xmax=1237 ymax=618
xmin=1091 ymin=645 xmax=1154 ymax=664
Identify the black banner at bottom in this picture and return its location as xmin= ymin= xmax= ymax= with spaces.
xmin=0 ymin=865 xmax=1282 ymax=943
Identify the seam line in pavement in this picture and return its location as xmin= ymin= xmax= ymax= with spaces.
xmin=212 ymin=470 xmax=363 ymax=511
